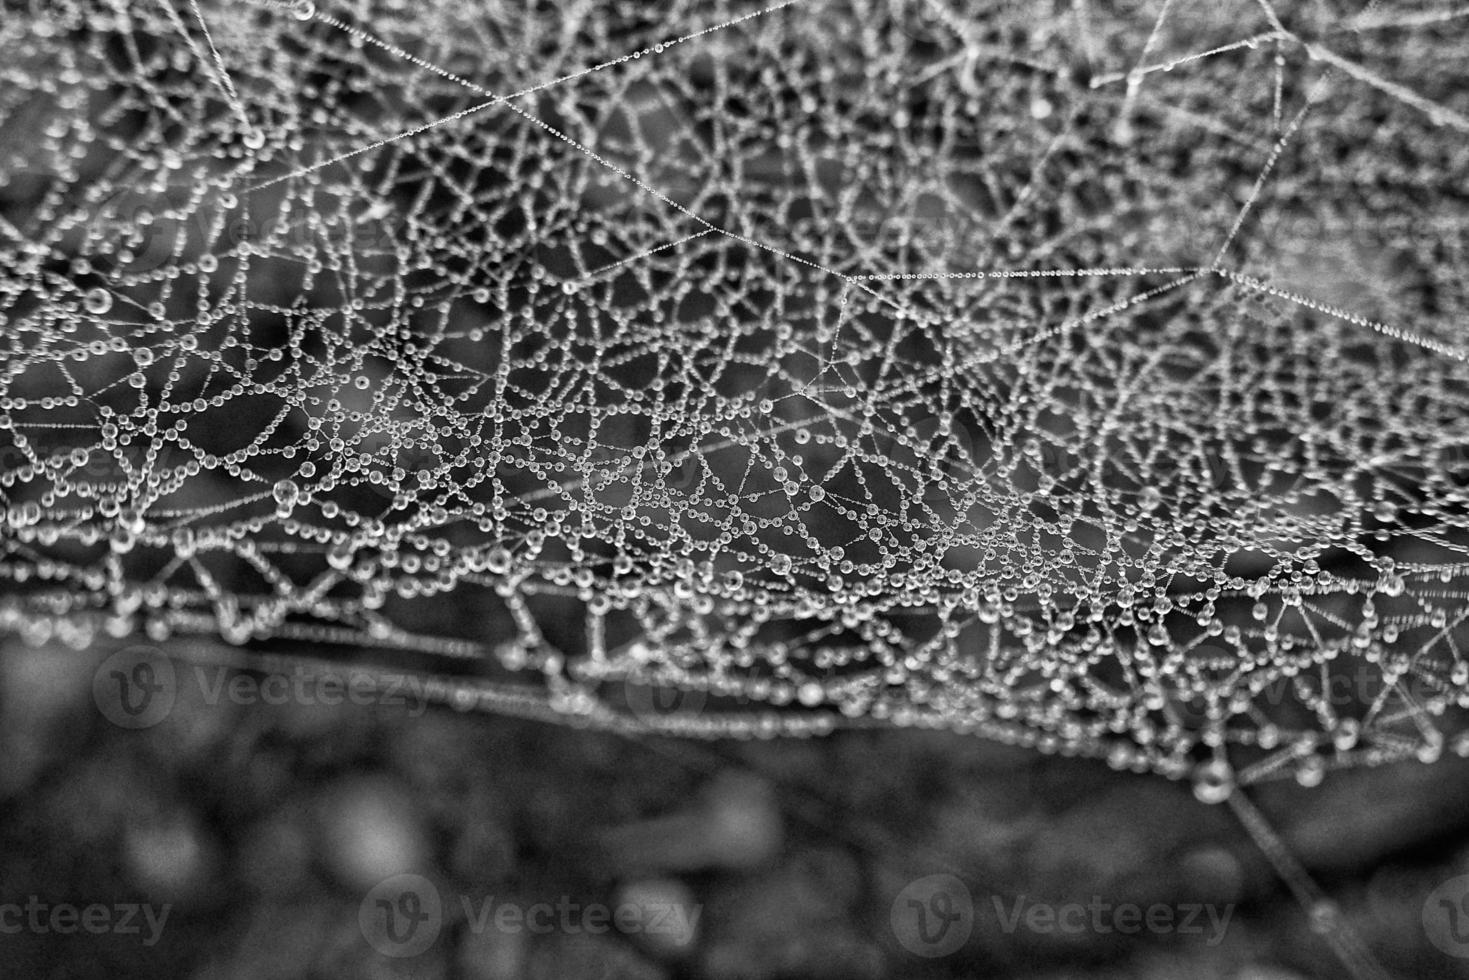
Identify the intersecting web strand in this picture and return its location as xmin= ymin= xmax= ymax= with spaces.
xmin=4 ymin=0 xmax=1469 ymax=784
xmin=0 ymin=1 xmax=1468 ymax=972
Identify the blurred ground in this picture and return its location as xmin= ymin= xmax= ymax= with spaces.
xmin=2 ymin=637 xmax=1469 ymax=980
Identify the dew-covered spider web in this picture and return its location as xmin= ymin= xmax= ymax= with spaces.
xmin=2 ymin=0 xmax=1469 ymax=820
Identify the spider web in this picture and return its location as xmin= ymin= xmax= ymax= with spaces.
xmin=1 ymin=0 xmax=1468 ymax=812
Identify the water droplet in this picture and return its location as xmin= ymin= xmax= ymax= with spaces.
xmin=1191 ymin=758 xmax=1235 ymax=804
xmin=1307 ymin=899 xmax=1339 ymax=934
xmin=1295 ymin=755 xmax=1325 ymax=787
xmin=273 ymin=479 xmax=299 ymax=517
xmin=83 ymin=288 xmax=112 ymax=315
xmin=486 ymin=546 xmax=512 ymax=574
xmin=327 ymin=540 xmax=355 ymax=571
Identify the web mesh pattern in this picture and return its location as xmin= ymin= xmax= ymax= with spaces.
xmin=2 ymin=0 xmax=1468 ymax=794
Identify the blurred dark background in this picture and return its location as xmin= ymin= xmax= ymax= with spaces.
xmin=3 ymin=637 xmax=1469 ymax=980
